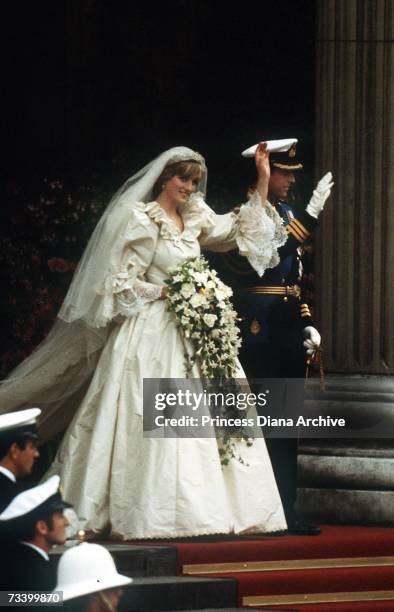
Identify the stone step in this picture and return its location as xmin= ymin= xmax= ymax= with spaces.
xmin=305 ymin=375 xmax=394 ymax=394
xmin=297 ymin=488 xmax=394 ymax=525
xmin=304 ymin=396 xmax=394 ymax=424
xmin=119 ymin=576 xmax=238 ymax=611
xmin=299 ymin=439 xmax=394 ymax=458
xmin=298 ymin=375 xmax=394 ymax=524
xmin=298 ymin=454 xmax=394 ymax=490
xmin=303 ymin=399 xmax=394 ymax=434
xmin=50 ymin=543 xmax=177 ymax=577
xmin=306 ymin=389 xmax=394 ymax=403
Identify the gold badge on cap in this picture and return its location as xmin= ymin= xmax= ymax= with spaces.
xmin=289 ymin=144 xmax=296 ymax=158
xmin=250 ymin=319 xmax=261 ymax=335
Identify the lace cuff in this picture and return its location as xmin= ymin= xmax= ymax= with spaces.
xmin=236 ymin=191 xmax=288 ymax=276
xmin=115 ymin=279 xmax=162 ymax=317
xmin=101 ymin=261 xmax=162 ymax=320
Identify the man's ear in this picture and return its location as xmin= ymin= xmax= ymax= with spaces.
xmin=8 ymin=442 xmax=20 ymax=460
xmin=35 ymin=519 xmax=49 ymax=536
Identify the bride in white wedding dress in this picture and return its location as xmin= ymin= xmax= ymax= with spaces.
xmin=0 ymin=144 xmax=288 ymax=539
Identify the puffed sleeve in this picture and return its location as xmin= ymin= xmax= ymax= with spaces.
xmin=96 ymin=203 xmax=162 ymax=321
xmin=188 ymin=192 xmax=288 ymax=277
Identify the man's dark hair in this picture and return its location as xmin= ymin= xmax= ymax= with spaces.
xmin=10 ymin=509 xmax=57 ymax=542
xmin=0 ymin=435 xmax=32 ymax=460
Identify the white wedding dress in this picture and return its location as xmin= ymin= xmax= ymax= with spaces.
xmin=43 ymin=193 xmax=288 ymax=539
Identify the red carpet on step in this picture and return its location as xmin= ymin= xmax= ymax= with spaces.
xmin=210 ymin=565 xmax=394 ymax=597
xmin=126 ymin=525 xmax=394 ymax=571
xmin=119 ymin=526 xmax=394 ymax=610
xmin=256 ymin=602 xmax=394 ymax=611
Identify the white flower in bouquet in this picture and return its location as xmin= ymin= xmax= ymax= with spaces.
xmin=214 ymin=288 xmax=226 ymax=301
xmin=193 ymin=271 xmax=209 ymax=285
xmin=180 ymin=283 xmax=195 ymax=299
xmin=203 ymin=313 xmax=217 ymax=328
xmin=172 ymin=274 xmax=184 ymax=282
xmin=190 ymin=293 xmax=206 ymax=308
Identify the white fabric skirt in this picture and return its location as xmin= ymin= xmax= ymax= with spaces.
xmin=47 ymin=300 xmax=287 ymax=539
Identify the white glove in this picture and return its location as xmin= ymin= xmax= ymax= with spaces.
xmin=303 ymin=326 xmax=321 ymax=356
xmin=306 ymin=172 xmax=334 ymax=219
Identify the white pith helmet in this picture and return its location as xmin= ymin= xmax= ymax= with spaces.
xmin=54 ymin=543 xmax=132 ymax=601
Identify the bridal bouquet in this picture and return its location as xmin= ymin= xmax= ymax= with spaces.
xmin=165 ymin=255 xmax=241 ymax=378
xmin=165 ymin=256 xmax=253 ymax=465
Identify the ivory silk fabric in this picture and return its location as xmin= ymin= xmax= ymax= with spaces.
xmin=45 ymin=195 xmax=287 ymax=539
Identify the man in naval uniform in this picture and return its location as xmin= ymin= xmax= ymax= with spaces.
xmin=0 ymin=475 xmax=71 ymax=591
xmin=211 ymin=140 xmax=333 ymax=535
xmin=0 ymin=408 xmax=41 ymax=511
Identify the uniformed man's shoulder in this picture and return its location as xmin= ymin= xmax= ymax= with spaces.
xmin=0 ymin=471 xmax=16 ymax=486
xmin=278 ymin=200 xmax=295 ymax=216
xmin=0 ymin=472 xmax=18 ymax=512
xmin=5 ymin=543 xmax=54 ymax=591
xmin=279 ymin=200 xmax=294 ymax=211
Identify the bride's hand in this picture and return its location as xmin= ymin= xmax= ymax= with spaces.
xmin=255 ymin=142 xmax=270 ymax=204
xmin=255 ymin=142 xmax=270 ymax=183
xmin=160 ymin=286 xmax=168 ymax=299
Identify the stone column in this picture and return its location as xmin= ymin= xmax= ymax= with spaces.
xmin=314 ymin=0 xmax=394 ymax=373
xmin=299 ymin=1 xmax=394 ymax=525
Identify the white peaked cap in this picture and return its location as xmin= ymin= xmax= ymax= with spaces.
xmin=0 ymin=408 xmax=41 ymax=433
xmin=54 ymin=543 xmax=132 ymax=601
xmin=0 ymin=475 xmax=62 ymax=521
xmin=241 ymin=138 xmax=298 ymax=158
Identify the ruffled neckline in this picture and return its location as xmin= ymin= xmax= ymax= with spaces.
xmin=144 ymin=200 xmax=176 ymax=228
xmin=144 ymin=194 xmax=212 ymax=245
xmin=144 ymin=201 xmax=185 ymax=243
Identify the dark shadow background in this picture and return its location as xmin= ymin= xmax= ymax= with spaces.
xmin=2 ymin=0 xmax=316 ymax=199
xmin=0 ymin=1 xmax=316 ymax=377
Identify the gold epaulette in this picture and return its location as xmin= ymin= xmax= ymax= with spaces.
xmin=286 ymin=218 xmax=310 ymax=243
